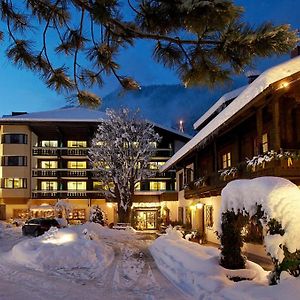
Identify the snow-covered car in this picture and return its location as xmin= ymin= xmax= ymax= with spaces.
xmin=22 ymin=218 xmax=61 ymax=237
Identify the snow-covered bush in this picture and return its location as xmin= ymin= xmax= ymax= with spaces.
xmin=89 ymin=205 xmax=107 ymax=226
xmin=218 ymin=167 xmax=238 ymax=181
xmin=219 ymin=177 xmax=300 ymax=284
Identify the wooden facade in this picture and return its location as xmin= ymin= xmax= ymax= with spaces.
xmin=178 ymin=72 xmax=300 ymax=200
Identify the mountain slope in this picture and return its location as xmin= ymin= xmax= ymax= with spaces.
xmin=102 ymin=80 xmax=246 ymax=134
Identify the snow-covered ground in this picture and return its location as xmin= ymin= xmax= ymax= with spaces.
xmin=150 ymin=227 xmax=300 ymax=300
xmin=0 ymin=222 xmax=189 ymax=300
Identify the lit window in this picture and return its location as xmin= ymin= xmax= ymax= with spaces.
xmin=41 ymin=181 xmax=57 ymax=190
xmin=149 ymin=142 xmax=157 ymax=148
xmin=41 ymin=140 xmax=58 ymax=147
xmin=149 ymin=181 xmax=166 ymax=191
xmin=2 ymin=134 xmax=27 ymax=144
xmin=222 ymin=152 xmax=231 ymax=169
xmin=206 ymin=205 xmax=214 ymax=228
xmin=67 ymin=161 xmax=87 ymax=169
xmin=2 ymin=178 xmax=27 ymax=189
xmin=149 ymin=161 xmax=165 ymax=170
xmin=1 ymin=156 xmax=27 ymax=166
xmin=41 ymin=161 xmax=58 ymax=169
xmin=67 ymin=181 xmax=86 ymax=190
xmin=67 ymin=141 xmax=87 ymax=148
xmin=135 ymin=182 xmax=141 ymax=191
xmin=262 ymin=133 xmax=269 ymax=153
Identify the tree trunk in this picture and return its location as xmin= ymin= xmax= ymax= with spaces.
xmin=117 ymin=203 xmax=132 ymax=223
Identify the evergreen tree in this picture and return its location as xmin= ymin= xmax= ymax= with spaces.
xmin=89 ymin=108 xmax=160 ymax=223
xmin=89 ymin=205 xmax=106 ymax=225
xmin=0 ymin=0 xmax=297 ymax=106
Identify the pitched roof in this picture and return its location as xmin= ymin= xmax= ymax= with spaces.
xmin=193 ymin=85 xmax=247 ymax=130
xmin=1 ymin=107 xmax=106 ymax=122
xmin=160 ymin=56 xmax=300 ymax=172
xmin=1 ymin=106 xmax=191 ymax=139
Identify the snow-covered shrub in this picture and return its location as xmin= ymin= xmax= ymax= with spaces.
xmin=218 ymin=167 xmax=238 ymax=181
xmin=219 ymin=177 xmax=300 ymax=284
xmin=89 ymin=205 xmax=107 ymax=226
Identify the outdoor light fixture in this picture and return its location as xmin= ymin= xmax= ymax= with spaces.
xmin=281 ymin=81 xmax=289 ymax=88
xmin=196 ymin=203 xmax=204 ymax=209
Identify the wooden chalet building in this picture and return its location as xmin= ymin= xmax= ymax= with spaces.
xmin=0 ymin=107 xmax=190 ymax=229
xmin=160 ymin=55 xmax=300 ymax=253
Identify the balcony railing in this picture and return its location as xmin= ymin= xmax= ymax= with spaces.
xmin=32 ymin=190 xmax=105 ymax=199
xmin=32 ymin=147 xmax=88 ymax=157
xmin=185 ymin=154 xmax=300 ymax=199
xmin=32 ymin=168 xmax=90 ymax=177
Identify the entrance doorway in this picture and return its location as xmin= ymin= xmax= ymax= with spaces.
xmin=135 ymin=210 xmax=158 ymax=230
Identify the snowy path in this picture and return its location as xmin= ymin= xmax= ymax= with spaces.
xmin=0 ymin=229 xmax=190 ymax=300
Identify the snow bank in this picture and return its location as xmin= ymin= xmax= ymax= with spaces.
xmin=150 ymin=227 xmax=300 ymax=299
xmin=221 ymin=177 xmax=300 ymax=261
xmin=8 ymin=225 xmax=114 ymax=277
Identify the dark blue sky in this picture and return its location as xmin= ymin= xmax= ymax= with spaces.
xmin=0 ymin=0 xmax=299 ymax=115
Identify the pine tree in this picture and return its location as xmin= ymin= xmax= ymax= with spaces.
xmin=89 ymin=108 xmax=160 ymax=223
xmin=0 ymin=1 xmax=298 ymax=106
xmin=89 ymin=205 xmax=106 ymax=225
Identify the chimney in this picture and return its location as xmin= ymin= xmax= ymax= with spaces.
xmin=291 ymin=46 xmax=300 ymax=58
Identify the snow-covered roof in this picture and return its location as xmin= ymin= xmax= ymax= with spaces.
xmin=0 ymin=106 xmax=190 ymax=139
xmin=193 ymin=85 xmax=247 ymax=130
xmin=1 ymin=107 xmax=106 ymax=122
xmin=161 ymin=56 xmax=300 ymax=172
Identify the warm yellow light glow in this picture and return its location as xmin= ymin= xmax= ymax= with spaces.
xmin=190 ymin=205 xmax=196 ymax=211
xmin=281 ymin=81 xmax=289 ymax=88
xmin=196 ymin=203 xmax=204 ymax=209
xmin=106 ymin=202 xmax=113 ymax=208
xmin=42 ymin=232 xmax=76 ymax=245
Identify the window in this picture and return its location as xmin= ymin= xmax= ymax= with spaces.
xmin=1 ymin=156 xmax=27 ymax=166
xmin=178 ymin=172 xmax=184 ymax=191
xmin=41 ymin=140 xmax=58 ymax=147
xmin=67 ymin=181 xmax=86 ymax=190
xmin=67 ymin=161 xmax=87 ymax=169
xmin=149 ymin=181 xmax=166 ymax=191
xmin=149 ymin=161 xmax=165 ymax=170
xmin=222 ymin=152 xmax=231 ymax=169
xmin=41 ymin=181 xmax=57 ymax=190
xmin=1 ymin=134 xmax=27 ymax=144
xmin=178 ymin=207 xmax=183 ymax=223
xmin=149 ymin=142 xmax=157 ymax=148
xmin=67 ymin=141 xmax=87 ymax=148
xmin=185 ymin=168 xmax=193 ymax=184
xmin=205 ymin=205 xmax=214 ymax=228
xmin=262 ymin=133 xmax=269 ymax=153
xmin=41 ymin=161 xmax=58 ymax=169
xmin=134 ymin=182 xmax=141 ymax=191
xmin=68 ymin=209 xmax=86 ymax=221
xmin=1 ymin=178 xmax=27 ymax=189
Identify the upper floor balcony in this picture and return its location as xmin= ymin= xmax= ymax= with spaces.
xmin=32 ymin=168 xmax=91 ymax=178
xmin=184 ymin=149 xmax=300 ymax=199
xmin=32 ymin=147 xmax=89 ymax=157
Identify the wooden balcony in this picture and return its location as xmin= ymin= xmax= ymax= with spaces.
xmin=32 ymin=169 xmax=91 ymax=177
xmin=185 ymin=156 xmax=300 ymax=199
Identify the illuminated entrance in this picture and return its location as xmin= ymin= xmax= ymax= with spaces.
xmin=134 ymin=208 xmax=159 ymax=230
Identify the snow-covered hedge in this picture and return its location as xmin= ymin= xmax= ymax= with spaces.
xmin=219 ymin=177 xmax=300 ymax=282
